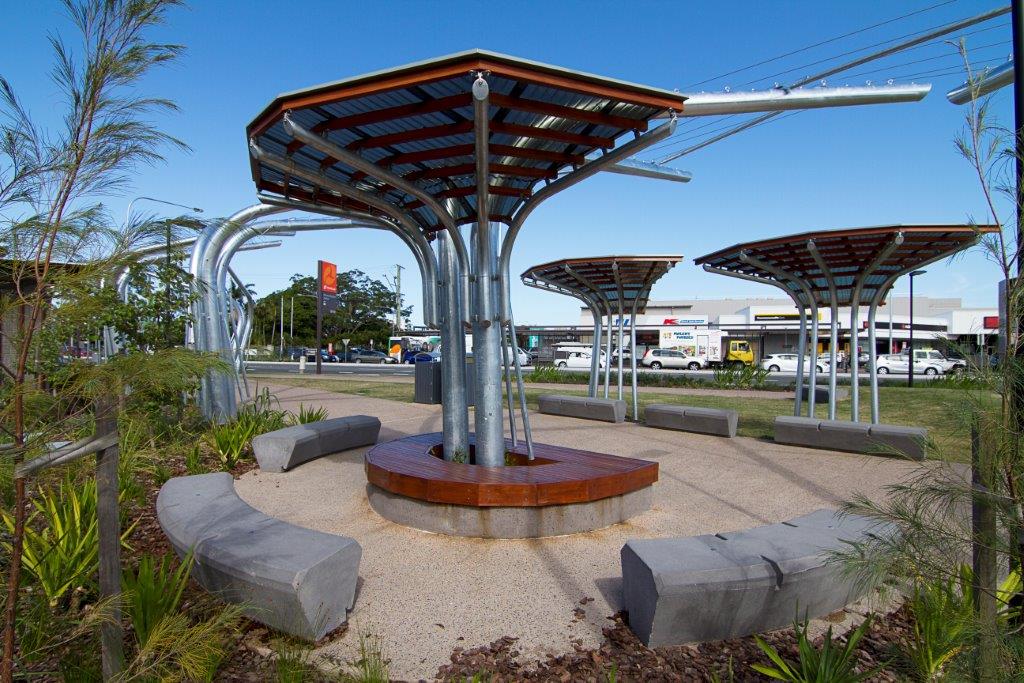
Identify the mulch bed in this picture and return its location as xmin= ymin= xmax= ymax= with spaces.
xmin=434 ymin=607 xmax=912 ymax=683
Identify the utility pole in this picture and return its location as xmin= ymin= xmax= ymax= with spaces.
xmin=289 ymin=297 xmax=294 ymax=347
xmin=279 ymin=296 xmax=284 ymax=358
xmin=394 ymin=264 xmax=404 ymax=331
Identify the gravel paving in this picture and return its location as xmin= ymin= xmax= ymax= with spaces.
xmin=233 ymin=382 xmax=925 ymax=681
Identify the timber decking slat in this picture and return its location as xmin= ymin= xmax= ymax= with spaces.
xmin=364 ymin=433 xmax=658 ymax=507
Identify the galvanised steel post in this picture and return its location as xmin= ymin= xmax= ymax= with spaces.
xmin=587 ymin=298 xmax=603 ymax=397
xmin=794 ymin=308 xmax=807 ymax=417
xmin=439 ymin=231 xmax=469 ymax=461
xmin=806 ymin=299 xmax=820 ymax=418
xmin=471 ymin=74 xmax=504 ymax=466
xmin=808 ymin=240 xmax=839 ymax=419
xmin=604 ymin=308 xmax=613 ymax=398
xmin=629 ymin=293 xmax=643 ymax=420
xmin=867 ymin=285 xmax=890 ymax=423
xmin=613 ymin=262 xmax=625 ymax=400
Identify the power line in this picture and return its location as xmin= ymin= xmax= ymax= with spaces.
xmin=686 ymin=0 xmax=957 ymax=88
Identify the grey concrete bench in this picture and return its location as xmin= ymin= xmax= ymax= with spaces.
xmin=537 ymin=394 xmax=626 ymax=423
xmin=157 ymin=472 xmax=361 ymax=640
xmin=774 ymin=416 xmax=927 ymax=460
xmin=798 ymin=385 xmax=849 ymax=403
xmin=621 ymin=508 xmax=882 ymax=647
xmin=645 ymin=404 xmax=737 ymax=437
xmin=252 ymin=415 xmax=381 ymax=472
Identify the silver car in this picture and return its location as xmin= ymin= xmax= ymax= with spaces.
xmin=640 ymin=348 xmax=702 ymax=370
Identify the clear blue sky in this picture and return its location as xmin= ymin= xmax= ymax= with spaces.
xmin=1 ymin=1 xmax=1014 ymax=325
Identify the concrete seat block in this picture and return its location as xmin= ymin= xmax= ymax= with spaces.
xmin=537 ymin=394 xmax=626 ymax=423
xmin=645 ymin=404 xmax=737 ymax=437
xmin=867 ymin=424 xmax=928 ymax=461
xmin=774 ymin=416 xmax=928 ymax=460
xmin=157 ymin=473 xmax=361 ymax=640
xmin=621 ymin=508 xmax=876 ymax=647
xmin=253 ymin=416 xmax=381 ymax=472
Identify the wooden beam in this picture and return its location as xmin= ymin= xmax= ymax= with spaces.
xmin=346 ymin=120 xmax=474 ymax=150
xmin=490 ymin=121 xmax=615 ymax=148
xmin=403 ymin=162 xmax=556 ymax=182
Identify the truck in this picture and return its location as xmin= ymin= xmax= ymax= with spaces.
xmin=657 ymin=328 xmax=754 ymax=368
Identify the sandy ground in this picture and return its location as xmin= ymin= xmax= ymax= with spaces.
xmin=234 ymin=382 xmax=923 ymax=681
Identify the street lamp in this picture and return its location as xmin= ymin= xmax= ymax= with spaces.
xmin=908 ymin=269 xmax=926 ymax=387
xmin=125 ymin=196 xmax=204 ymax=226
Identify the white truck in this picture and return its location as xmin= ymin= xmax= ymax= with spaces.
xmin=656 ymin=328 xmax=753 ymax=368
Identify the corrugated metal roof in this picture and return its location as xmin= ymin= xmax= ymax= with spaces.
xmin=246 ymin=51 xmax=684 ymax=231
xmin=521 ymin=256 xmax=683 ymax=313
xmin=694 ymin=224 xmax=996 ymax=306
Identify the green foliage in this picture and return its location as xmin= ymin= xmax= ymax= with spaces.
xmin=524 ymin=365 xmax=709 ymax=390
xmin=272 ymin=636 xmax=317 ymax=682
xmin=208 ymin=421 xmax=256 ymax=471
xmin=1 ymin=475 xmax=133 ymax=606
xmin=338 ymin=632 xmax=390 ymax=683
xmin=122 ymin=551 xmax=194 ymax=648
xmin=185 ymin=442 xmax=206 ymax=475
xmin=894 ymin=577 xmax=971 ymax=681
xmin=290 ymin=404 xmax=329 ymax=425
xmin=253 ymin=271 xmax=408 ymax=349
xmin=752 ymin=616 xmax=881 ymax=682
xmin=451 ymin=449 xmax=467 ymax=464
xmin=116 ymin=603 xmax=244 ymax=682
xmin=712 ymin=364 xmax=770 ymax=389
xmin=238 ymin=386 xmax=289 ymax=434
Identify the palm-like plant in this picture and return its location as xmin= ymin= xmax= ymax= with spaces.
xmin=122 ymin=551 xmax=194 ymax=648
xmin=752 ymin=617 xmax=881 ymax=683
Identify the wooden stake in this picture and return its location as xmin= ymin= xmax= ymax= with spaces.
xmin=94 ymin=397 xmax=124 ymax=680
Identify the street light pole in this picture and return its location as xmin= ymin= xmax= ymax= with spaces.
xmin=908 ymin=270 xmax=926 ymax=387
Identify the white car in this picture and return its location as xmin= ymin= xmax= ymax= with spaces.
xmin=761 ymin=354 xmax=829 ymax=373
xmin=556 ymin=350 xmax=604 ymax=369
xmin=640 ymin=348 xmax=704 ymax=370
xmin=875 ymin=354 xmax=943 ymax=375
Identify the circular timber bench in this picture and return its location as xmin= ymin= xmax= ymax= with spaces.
xmin=364 ymin=432 xmax=658 ymax=538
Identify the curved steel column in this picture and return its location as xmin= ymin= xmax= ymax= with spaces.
xmin=807 ymin=240 xmax=839 ymax=419
xmin=849 ymin=233 xmax=903 ymax=421
xmin=191 ymin=203 xmax=286 ymax=421
xmin=612 ymin=262 xmax=625 ymax=400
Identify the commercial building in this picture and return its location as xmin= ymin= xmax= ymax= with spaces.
xmin=518 ymin=296 xmax=997 ymax=361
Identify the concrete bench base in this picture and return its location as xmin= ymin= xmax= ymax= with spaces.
xmin=798 ymin=385 xmax=849 ymax=403
xmin=537 ymin=394 xmax=626 ymax=423
xmin=621 ymin=509 xmax=881 ymax=647
xmin=645 ymin=404 xmax=737 ymax=437
xmin=252 ymin=415 xmax=381 ymax=472
xmin=774 ymin=416 xmax=926 ymax=460
xmin=157 ymin=473 xmax=361 ymax=640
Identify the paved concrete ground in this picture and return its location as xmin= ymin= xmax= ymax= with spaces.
xmin=235 ymin=382 xmax=925 ymax=680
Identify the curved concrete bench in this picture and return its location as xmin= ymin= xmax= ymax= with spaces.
xmin=645 ymin=404 xmax=737 ymax=437
xmin=774 ymin=416 xmax=927 ymax=460
xmin=252 ymin=415 xmax=380 ymax=472
xmin=621 ymin=509 xmax=883 ymax=647
xmin=157 ymin=473 xmax=361 ymax=640
xmin=537 ymin=394 xmax=626 ymax=423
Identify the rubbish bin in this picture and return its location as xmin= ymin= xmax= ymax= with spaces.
xmin=414 ymin=361 xmax=442 ymax=404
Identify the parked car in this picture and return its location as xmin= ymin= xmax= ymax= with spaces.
xmin=304 ymin=349 xmax=338 ymax=363
xmin=875 ymin=353 xmax=944 ymax=375
xmin=555 ymin=350 xmax=603 ymax=369
xmin=640 ymin=348 xmax=703 ymax=370
xmin=760 ymin=354 xmax=829 ymax=374
xmin=349 ymin=348 xmax=393 ymax=364
xmin=413 ymin=351 xmax=441 ymax=363
xmin=899 ymin=348 xmax=966 ymax=373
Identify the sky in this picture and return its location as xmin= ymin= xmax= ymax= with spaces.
xmin=0 ymin=0 xmax=1015 ymax=326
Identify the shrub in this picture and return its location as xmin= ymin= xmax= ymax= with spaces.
xmin=1 ymin=475 xmax=134 ymax=606
xmin=752 ymin=615 xmax=881 ymax=682
xmin=712 ymin=365 xmax=771 ymax=389
xmin=208 ymin=421 xmax=256 ymax=471
xmin=238 ymin=386 xmax=289 ymax=435
xmin=122 ymin=551 xmax=194 ymax=648
xmin=290 ymin=404 xmax=329 ymax=425
xmin=185 ymin=442 xmax=207 ymax=475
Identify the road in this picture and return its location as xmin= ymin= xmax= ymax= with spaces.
xmin=245 ymin=361 xmax=939 ymax=383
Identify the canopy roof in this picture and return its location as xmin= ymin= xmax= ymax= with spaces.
xmin=521 ymin=255 xmax=683 ymax=313
xmin=246 ymin=50 xmax=685 ymax=230
xmin=694 ymin=224 xmax=997 ymax=306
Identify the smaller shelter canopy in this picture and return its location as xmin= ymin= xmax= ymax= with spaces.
xmin=521 ymin=255 xmax=683 ymax=313
xmin=693 ymin=224 xmax=997 ymax=307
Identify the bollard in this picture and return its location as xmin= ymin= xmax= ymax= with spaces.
xmin=298 ymin=355 xmax=306 ymax=374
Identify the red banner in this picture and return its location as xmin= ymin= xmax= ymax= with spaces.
xmin=319 ymin=260 xmax=337 ymax=295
